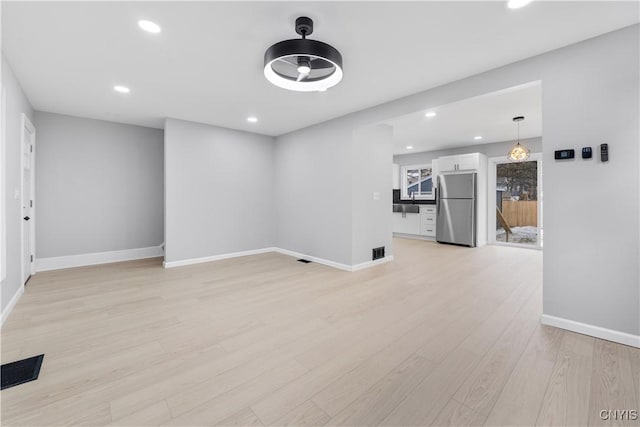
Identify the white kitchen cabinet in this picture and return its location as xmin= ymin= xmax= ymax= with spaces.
xmin=392 ymin=211 xmax=420 ymax=235
xmin=419 ymin=205 xmax=436 ymax=237
xmin=437 ymin=153 xmax=482 ymax=172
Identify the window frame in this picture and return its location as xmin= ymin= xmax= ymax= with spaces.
xmin=400 ymin=164 xmax=435 ymax=200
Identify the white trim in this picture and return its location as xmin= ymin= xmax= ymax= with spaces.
xmin=272 ymin=248 xmax=353 ymax=272
xmin=37 ymin=246 xmax=164 ymax=272
xmin=0 ymin=85 xmax=6 ymax=282
xmin=1 ymin=284 xmax=24 ymax=326
xmin=541 ymin=314 xmax=640 ymax=348
xmin=393 ymin=232 xmax=436 ymax=242
xmin=163 ymin=247 xmax=276 ymax=269
xmin=164 ymin=247 xmax=394 ymax=272
xmin=21 ymin=114 xmax=36 ymax=283
xmin=351 ymin=256 xmax=394 ymax=271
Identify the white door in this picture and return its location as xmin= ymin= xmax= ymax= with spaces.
xmin=22 ymin=115 xmax=35 ymax=283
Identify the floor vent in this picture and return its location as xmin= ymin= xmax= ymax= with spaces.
xmin=1 ymin=354 xmax=44 ymax=390
xmin=297 ymin=259 xmax=312 ymax=264
xmin=372 ymin=247 xmax=385 ymax=261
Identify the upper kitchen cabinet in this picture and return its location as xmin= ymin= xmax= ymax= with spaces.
xmin=438 ymin=153 xmax=484 ymax=173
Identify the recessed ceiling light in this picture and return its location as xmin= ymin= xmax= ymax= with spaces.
xmin=247 ymin=117 xmax=258 ymax=123
xmin=113 ymin=85 xmax=130 ymax=94
xmin=507 ymin=0 xmax=533 ymax=9
xmin=406 ymin=146 xmax=414 ymax=150
xmin=425 ymin=112 xmax=437 ymax=118
xmin=138 ymin=20 xmax=161 ymax=34
xmin=474 ymin=136 xmax=483 ymax=140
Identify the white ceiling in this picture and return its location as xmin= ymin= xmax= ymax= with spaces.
xmin=386 ymin=82 xmax=542 ymax=154
xmin=2 ymin=2 xmax=638 ymax=136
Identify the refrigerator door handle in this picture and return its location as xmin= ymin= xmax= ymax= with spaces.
xmin=436 ymin=176 xmax=441 ymax=215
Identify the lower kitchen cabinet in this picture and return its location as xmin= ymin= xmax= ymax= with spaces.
xmin=392 ymin=206 xmax=437 ymax=238
xmin=420 ymin=205 xmax=436 ymax=237
xmin=392 ymin=211 xmax=421 ymax=235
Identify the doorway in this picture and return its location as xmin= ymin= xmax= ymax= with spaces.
xmin=21 ymin=114 xmax=35 ymax=284
xmin=488 ymin=153 xmax=542 ymax=249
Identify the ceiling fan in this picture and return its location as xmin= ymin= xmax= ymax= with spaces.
xmin=264 ymin=17 xmax=343 ymax=92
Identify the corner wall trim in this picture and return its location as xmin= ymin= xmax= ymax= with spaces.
xmin=541 ymin=314 xmax=640 ymax=348
xmin=1 ymin=284 xmax=24 ymax=326
xmin=163 ymin=247 xmax=276 ymax=268
xmin=36 ymin=246 xmax=164 ymax=272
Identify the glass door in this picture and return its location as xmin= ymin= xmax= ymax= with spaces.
xmin=489 ymin=154 xmax=542 ymax=248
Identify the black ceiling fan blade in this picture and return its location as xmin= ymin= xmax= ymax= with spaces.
xmin=279 ymin=56 xmax=299 ymax=66
xmin=309 ymin=58 xmax=333 ymax=69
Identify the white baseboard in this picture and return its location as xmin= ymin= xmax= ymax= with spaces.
xmin=272 ymin=248 xmax=353 ymax=272
xmin=393 ymin=232 xmax=435 ymax=242
xmin=541 ymin=314 xmax=640 ymax=348
xmin=164 ymin=247 xmax=394 ymax=273
xmin=163 ymin=247 xmax=276 ymax=268
xmin=36 ymin=246 xmax=164 ymax=272
xmin=352 ymin=256 xmax=394 ymax=271
xmin=1 ymin=284 xmax=24 ymax=326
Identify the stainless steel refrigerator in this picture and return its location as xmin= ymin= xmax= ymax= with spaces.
xmin=436 ymin=172 xmax=477 ymax=247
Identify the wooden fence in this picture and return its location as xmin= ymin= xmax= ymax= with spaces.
xmin=501 ymin=201 xmax=538 ymax=227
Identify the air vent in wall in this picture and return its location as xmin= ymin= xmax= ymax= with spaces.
xmin=372 ymin=247 xmax=385 ymax=261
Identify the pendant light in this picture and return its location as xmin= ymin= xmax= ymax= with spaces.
xmin=508 ymin=116 xmax=530 ymax=161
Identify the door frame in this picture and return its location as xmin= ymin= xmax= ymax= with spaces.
xmin=21 ymin=113 xmax=36 ymax=282
xmin=488 ymin=152 xmax=543 ymax=250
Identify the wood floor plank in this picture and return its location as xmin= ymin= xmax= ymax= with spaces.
xmin=325 ymin=354 xmax=434 ymax=426
xmin=108 ymin=401 xmax=172 ymax=427
xmin=483 ymin=324 xmax=563 ymax=426
xmin=215 ymin=407 xmax=264 ymax=426
xmin=452 ymin=285 xmax=542 ymax=417
xmin=535 ymin=331 xmax=595 ymax=426
xmin=272 ymin=400 xmax=330 ymax=427
xmin=380 ymin=348 xmax=481 ymax=426
xmin=588 ymin=340 xmax=639 ymax=426
xmin=432 ymin=398 xmax=488 ymax=427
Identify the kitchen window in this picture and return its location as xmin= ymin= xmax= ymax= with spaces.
xmin=401 ymin=164 xmax=434 ymax=200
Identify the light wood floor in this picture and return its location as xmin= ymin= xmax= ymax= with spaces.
xmin=1 ymin=238 xmax=638 ymax=426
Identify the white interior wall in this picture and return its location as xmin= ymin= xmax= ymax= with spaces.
xmin=274 ymin=122 xmax=354 ymax=265
xmin=1 ymin=54 xmax=34 ymax=318
xmin=351 ymin=125 xmax=393 ymax=265
xmin=164 ymin=118 xmax=276 ymax=265
xmin=34 ymin=112 xmax=164 ymax=260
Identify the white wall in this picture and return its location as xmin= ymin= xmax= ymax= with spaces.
xmin=393 ymin=137 xmax=543 ymax=166
xmin=1 ymin=54 xmax=34 ymax=315
xmin=352 ymin=125 xmax=393 ymax=265
xmin=164 ymin=118 xmax=276 ymax=264
xmin=274 ymin=122 xmax=354 ymax=265
xmin=34 ymin=112 xmax=164 ymax=258
xmin=274 ymin=25 xmax=639 ymax=339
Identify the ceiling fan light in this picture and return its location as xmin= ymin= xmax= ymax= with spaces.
xmin=297 ymin=65 xmax=311 ymax=74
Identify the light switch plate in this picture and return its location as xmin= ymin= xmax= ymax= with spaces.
xmin=372 ymin=192 xmax=380 ymax=201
